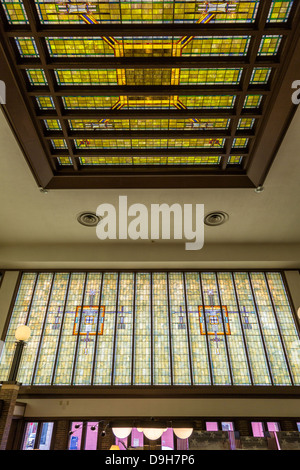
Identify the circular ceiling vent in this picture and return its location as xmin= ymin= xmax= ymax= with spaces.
xmin=77 ymin=212 xmax=101 ymax=227
xmin=204 ymin=211 xmax=229 ymax=226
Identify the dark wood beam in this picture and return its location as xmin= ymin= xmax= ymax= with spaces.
xmin=51 ymin=148 xmax=247 ymax=158
xmin=16 ymin=56 xmax=280 ymax=70
xmin=28 ymin=85 xmax=270 ymax=97
xmin=36 ymin=109 xmax=262 ymax=120
xmin=44 ymin=129 xmax=254 ymax=140
xmin=5 ymin=23 xmax=291 ymax=38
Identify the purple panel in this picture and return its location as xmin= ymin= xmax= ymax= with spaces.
xmin=69 ymin=422 xmax=83 ymax=450
xmin=85 ymin=422 xmax=98 ymax=450
xmin=131 ymin=428 xmax=144 ymax=448
xmin=161 ymin=428 xmax=174 ymax=450
xmin=251 ymin=422 xmax=264 ymax=437
xmin=206 ymin=422 xmax=219 ymax=431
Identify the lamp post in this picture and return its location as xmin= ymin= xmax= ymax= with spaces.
xmin=8 ymin=325 xmax=31 ymax=383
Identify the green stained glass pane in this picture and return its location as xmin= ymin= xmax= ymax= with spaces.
xmin=200 ymin=272 xmax=231 ymax=385
xmin=267 ymin=1 xmax=294 ymax=22
xmin=93 ymin=273 xmax=118 ymax=385
xmin=73 ymin=273 xmax=103 ymax=385
xmin=217 ymin=272 xmax=252 ymax=385
xmin=113 ymin=272 xmax=134 ymax=385
xmin=258 ymin=35 xmax=283 ymax=55
xmin=17 ymin=273 xmax=54 ymax=385
xmin=266 ymin=272 xmax=300 ymax=385
xmin=133 ymin=273 xmax=152 ymax=385
xmin=26 ymin=69 xmax=48 ymax=85
xmin=234 ymin=272 xmax=272 ymax=385
xmin=15 ymin=37 xmax=39 ymax=57
xmin=1 ymin=0 xmax=28 ymax=23
xmin=184 ymin=272 xmax=210 ymax=385
xmin=0 ymin=273 xmax=37 ymax=381
xmin=152 ymin=272 xmax=171 ymax=385
xmin=250 ymin=272 xmax=292 ymax=385
xmin=53 ymin=273 xmax=86 ymax=385
xmin=168 ymin=272 xmax=191 ymax=386
xmin=250 ymin=67 xmax=272 ymax=84
xmin=33 ymin=273 xmax=70 ymax=385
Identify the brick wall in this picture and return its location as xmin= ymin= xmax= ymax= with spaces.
xmin=0 ymin=383 xmax=20 ymax=450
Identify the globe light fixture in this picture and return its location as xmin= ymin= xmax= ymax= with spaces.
xmin=112 ymin=428 xmax=132 ymax=439
xmin=173 ymin=428 xmax=193 ymax=439
xmin=142 ymin=428 xmax=165 ymax=440
xmin=8 ymin=325 xmax=31 ymax=383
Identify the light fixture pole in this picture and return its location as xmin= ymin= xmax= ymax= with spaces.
xmin=8 ymin=325 xmax=31 ymax=383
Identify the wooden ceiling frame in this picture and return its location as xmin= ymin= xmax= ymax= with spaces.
xmin=0 ymin=0 xmax=299 ymax=189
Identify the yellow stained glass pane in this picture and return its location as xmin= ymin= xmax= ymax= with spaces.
xmin=238 ymin=118 xmax=255 ymax=129
xmin=258 ymin=35 xmax=283 ymax=55
xmin=79 ymin=156 xmax=221 ymax=166
xmin=55 ymin=69 xmax=118 ymax=85
xmin=69 ymin=118 xmax=230 ymax=131
xmin=267 ymin=1 xmax=294 ymax=22
xmin=179 ymin=68 xmax=242 ymax=85
xmin=228 ymin=156 xmax=243 ymax=164
xmin=26 ymin=69 xmax=48 ymax=85
xmin=182 ymin=36 xmax=250 ymax=56
xmin=36 ymin=96 xmax=55 ymax=109
xmin=75 ymin=138 xmax=225 ymax=149
xmin=1 ymin=0 xmax=28 ymax=23
xmin=63 ymin=96 xmax=119 ymax=109
xmin=57 ymin=157 xmax=72 ymax=165
xmin=46 ymin=37 xmax=115 ymax=57
xmin=15 ymin=37 xmax=39 ymax=57
xmin=243 ymin=95 xmax=262 ymax=109
xmin=233 ymin=138 xmax=249 ymax=149
xmin=51 ymin=139 xmax=67 ymax=149
xmin=44 ymin=119 xmax=61 ymax=130
xmin=181 ymin=96 xmax=236 ymax=109
xmin=250 ymin=68 xmax=272 ymax=84
xmin=34 ymin=0 xmax=259 ymax=25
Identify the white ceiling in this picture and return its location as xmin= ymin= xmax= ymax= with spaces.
xmin=0 ymin=106 xmax=299 ymax=268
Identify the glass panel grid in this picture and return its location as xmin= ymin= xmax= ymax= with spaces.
xmin=78 ymin=156 xmax=221 ymax=166
xmin=15 ymin=37 xmax=39 ymax=57
xmin=1 ymin=271 xmax=299 ymax=387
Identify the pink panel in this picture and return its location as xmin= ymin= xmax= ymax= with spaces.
xmin=116 ymin=437 xmax=128 ymax=450
xmin=267 ymin=422 xmax=280 ymax=432
xmin=85 ymin=422 xmax=98 ymax=450
xmin=206 ymin=422 xmax=219 ymax=431
xmin=161 ymin=428 xmax=174 ymax=450
xmin=251 ymin=422 xmax=264 ymax=437
xmin=131 ymin=428 xmax=144 ymax=448
xmin=69 ymin=422 xmax=83 ymax=450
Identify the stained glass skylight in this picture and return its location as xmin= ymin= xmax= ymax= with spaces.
xmin=0 ymin=271 xmax=299 ymax=387
xmin=0 ymin=0 xmax=297 ymax=186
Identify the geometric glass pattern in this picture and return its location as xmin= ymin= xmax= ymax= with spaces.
xmin=0 ymin=0 xmax=296 ymax=185
xmin=0 ymin=271 xmax=299 ymax=387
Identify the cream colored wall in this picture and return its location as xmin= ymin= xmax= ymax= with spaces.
xmin=21 ymin=397 xmax=300 ymax=419
xmin=0 ymin=271 xmax=19 ymax=338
